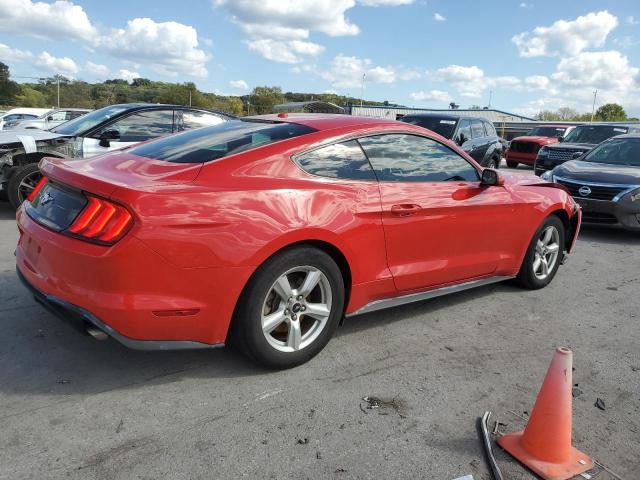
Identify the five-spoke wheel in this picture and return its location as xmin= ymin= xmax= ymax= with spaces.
xmin=516 ymin=215 xmax=565 ymax=289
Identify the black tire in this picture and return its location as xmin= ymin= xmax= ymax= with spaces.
xmin=491 ymin=157 xmax=500 ymax=169
xmin=230 ymin=246 xmax=345 ymax=369
xmin=506 ymin=160 xmax=518 ymax=169
xmin=515 ymin=215 xmax=565 ymax=290
xmin=8 ymin=163 xmax=42 ymax=209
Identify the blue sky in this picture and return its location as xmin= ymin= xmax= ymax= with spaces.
xmin=1 ymin=0 xmax=639 ymax=116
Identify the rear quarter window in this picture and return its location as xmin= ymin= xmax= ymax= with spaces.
xmin=295 ymin=140 xmax=376 ymax=180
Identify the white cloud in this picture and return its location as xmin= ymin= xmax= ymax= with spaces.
xmin=410 ymin=90 xmax=451 ymax=103
xmin=512 ymin=10 xmax=618 ymax=57
xmin=519 ymin=2 xmax=533 ymax=8
xmin=246 ymin=39 xmax=324 ymax=63
xmin=358 ymin=0 xmax=413 ymax=5
xmin=524 ymin=75 xmax=550 ymax=90
xmin=434 ymin=13 xmax=446 ymax=22
xmin=551 ymin=51 xmax=638 ymax=93
xmin=229 ymin=79 xmax=249 ymax=90
xmin=429 ymin=65 xmax=522 ymax=98
xmin=319 ymin=54 xmax=396 ymax=88
xmin=36 ymin=51 xmax=79 ymax=76
xmin=117 ymin=69 xmax=140 ymax=82
xmin=613 ymin=36 xmax=639 ymax=49
xmin=0 ymin=43 xmax=33 ymax=62
xmin=626 ymin=16 xmax=639 ymax=25
xmin=96 ymin=18 xmax=209 ymax=77
xmin=0 ymin=0 xmax=97 ymax=41
xmin=85 ymin=61 xmax=110 ymax=79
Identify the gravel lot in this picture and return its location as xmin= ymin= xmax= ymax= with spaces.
xmin=1 ymin=165 xmax=638 ymax=480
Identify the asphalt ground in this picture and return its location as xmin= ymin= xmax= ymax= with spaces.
xmin=1 ymin=163 xmax=638 ymax=479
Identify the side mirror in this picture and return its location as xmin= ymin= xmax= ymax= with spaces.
xmin=557 ymin=135 xmax=564 ymax=142
xmin=456 ymin=134 xmax=465 ymax=146
xmin=481 ymin=168 xmax=504 ymax=187
xmin=571 ymin=151 xmax=583 ymax=160
xmin=46 ymin=115 xmax=53 ymax=121
xmin=99 ymin=129 xmax=120 ymax=148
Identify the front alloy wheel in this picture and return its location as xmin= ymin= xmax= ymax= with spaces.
xmin=232 ymin=247 xmax=344 ymax=369
xmin=515 ymin=215 xmax=565 ymax=290
xmin=532 ymin=226 xmax=560 ymax=281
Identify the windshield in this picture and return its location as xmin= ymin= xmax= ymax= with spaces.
xmin=562 ymin=125 xmax=628 ymax=144
xmin=528 ymin=126 xmax=567 ymax=137
xmin=582 ymin=138 xmax=640 ymax=167
xmin=50 ymin=105 xmax=129 ymax=136
xmin=400 ymin=116 xmax=457 ymax=139
xmin=129 ymin=120 xmax=316 ymax=163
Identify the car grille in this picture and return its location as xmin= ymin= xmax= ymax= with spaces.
xmin=555 ymin=178 xmax=629 ymax=201
xmin=582 ymin=212 xmax=618 ymax=224
xmin=510 ymin=141 xmax=540 ymax=154
xmin=547 ymin=149 xmax=584 ymax=161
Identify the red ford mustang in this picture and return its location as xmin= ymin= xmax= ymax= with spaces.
xmin=16 ymin=114 xmax=581 ymax=368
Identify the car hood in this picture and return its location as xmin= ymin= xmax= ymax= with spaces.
xmin=0 ymin=128 xmax=67 ymax=147
xmin=544 ymin=142 xmax=594 ymax=151
xmin=511 ymin=135 xmax=557 ymax=145
xmin=554 ymin=160 xmax=640 ymax=185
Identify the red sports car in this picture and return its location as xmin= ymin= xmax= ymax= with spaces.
xmin=16 ymin=114 xmax=581 ymax=368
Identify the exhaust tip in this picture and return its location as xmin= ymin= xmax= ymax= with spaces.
xmin=87 ymin=327 xmax=108 ymax=341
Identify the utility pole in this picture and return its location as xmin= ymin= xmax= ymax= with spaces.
xmin=488 ymin=90 xmax=493 ymax=109
xmin=56 ymin=76 xmax=60 ymax=108
xmin=189 ymin=89 xmax=192 ymax=107
xmin=590 ymin=90 xmax=598 ymax=123
xmin=360 ymin=73 xmax=366 ymax=108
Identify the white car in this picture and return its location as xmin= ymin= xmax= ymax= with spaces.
xmin=9 ymin=108 xmax=91 ymax=130
xmin=0 ymin=108 xmax=52 ymax=130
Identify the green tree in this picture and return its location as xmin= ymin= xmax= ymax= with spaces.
xmin=594 ymin=103 xmax=627 ymax=121
xmin=0 ymin=62 xmax=21 ymax=105
xmin=14 ymin=86 xmax=47 ymax=107
xmin=249 ymin=86 xmax=285 ymax=114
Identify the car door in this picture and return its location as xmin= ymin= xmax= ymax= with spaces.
xmin=455 ymin=119 xmax=474 ymax=156
xmin=358 ymin=133 xmax=515 ymax=292
xmin=82 ymin=109 xmax=175 ymax=157
xmin=469 ymin=120 xmax=489 ymax=163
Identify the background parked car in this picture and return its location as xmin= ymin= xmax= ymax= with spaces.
xmin=400 ymin=113 xmax=503 ymax=168
xmin=8 ymin=108 xmax=91 ymax=130
xmin=0 ymin=108 xmax=52 ymax=130
xmin=543 ymin=134 xmax=640 ymax=230
xmin=0 ymin=103 xmax=235 ymax=208
xmin=534 ymin=123 xmax=640 ymax=176
xmin=505 ymin=125 xmax=576 ymax=168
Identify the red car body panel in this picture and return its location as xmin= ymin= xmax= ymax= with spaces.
xmin=16 ymin=114 xmax=580 ymax=347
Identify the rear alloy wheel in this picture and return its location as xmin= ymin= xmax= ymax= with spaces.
xmin=506 ymin=160 xmax=518 ymax=169
xmin=232 ymin=247 xmax=344 ymax=369
xmin=8 ymin=163 xmax=42 ymax=209
xmin=515 ymin=216 xmax=565 ymax=289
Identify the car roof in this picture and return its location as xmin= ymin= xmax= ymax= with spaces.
xmin=103 ymin=103 xmax=235 ymax=117
xmin=531 ymin=124 xmax=572 ymax=128
xmin=2 ymin=107 xmax=51 ymax=116
xmin=246 ymin=113 xmax=402 ymax=131
xmin=606 ymin=133 xmax=640 ymax=139
xmin=575 ymin=122 xmax=639 ymax=128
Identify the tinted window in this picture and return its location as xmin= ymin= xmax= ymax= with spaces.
xmin=3 ymin=114 xmax=20 ymax=121
xmin=528 ymin=126 xmax=567 ymax=137
xmin=400 ymin=116 xmax=457 ymax=139
xmin=457 ymin=119 xmax=472 ymax=143
xmin=358 ymin=134 xmax=479 ymax=182
xmin=96 ymin=109 xmax=174 ymax=142
xmin=130 ymin=120 xmax=316 ymax=163
xmin=563 ymin=125 xmax=628 ymax=144
xmin=583 ymin=138 xmax=640 ymax=167
xmin=484 ymin=122 xmax=496 ymax=137
xmin=296 ymin=140 xmax=375 ymax=180
xmin=51 ymin=104 xmax=129 ymax=135
xmin=175 ymin=110 xmax=226 ymax=132
xmin=471 ymin=120 xmax=485 ymax=139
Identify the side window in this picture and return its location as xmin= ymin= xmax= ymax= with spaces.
xmin=95 ymin=110 xmax=174 ymax=142
xmin=457 ymin=119 xmax=472 ymax=143
xmin=484 ymin=122 xmax=495 ymax=137
xmin=471 ymin=120 xmax=485 ymax=139
xmin=4 ymin=114 xmax=20 ymax=121
xmin=175 ymin=110 xmax=226 ymax=132
xmin=69 ymin=111 xmax=85 ymax=120
xmin=358 ymin=134 xmax=479 ymax=182
xmin=50 ymin=111 xmax=69 ymax=121
xmin=296 ymin=140 xmax=376 ymax=180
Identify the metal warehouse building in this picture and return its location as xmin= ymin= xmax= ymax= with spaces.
xmin=346 ymin=105 xmax=560 ymax=140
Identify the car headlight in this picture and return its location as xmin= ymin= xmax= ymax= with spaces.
xmin=537 ymin=147 xmax=549 ymax=158
xmin=540 ymin=170 xmax=554 ymax=182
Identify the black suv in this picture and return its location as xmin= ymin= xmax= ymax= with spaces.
xmin=534 ymin=123 xmax=640 ymax=176
xmin=400 ymin=113 xmax=503 ymax=168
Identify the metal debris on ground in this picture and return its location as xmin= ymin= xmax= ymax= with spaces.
xmin=477 ymin=412 xmax=504 ymax=480
xmin=595 ymin=398 xmax=606 ymax=410
xmin=572 ymin=387 xmax=583 ymax=398
xmin=360 ymin=396 xmax=407 ymax=418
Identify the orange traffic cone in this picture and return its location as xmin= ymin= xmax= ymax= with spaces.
xmin=498 ymin=347 xmax=594 ymax=480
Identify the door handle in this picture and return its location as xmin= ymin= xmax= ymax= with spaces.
xmin=391 ymin=204 xmax=422 ymax=217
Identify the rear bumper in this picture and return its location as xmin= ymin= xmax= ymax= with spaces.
xmin=15 ymin=207 xmax=253 ymax=347
xmin=17 ymin=267 xmax=222 ymax=350
xmin=573 ymin=196 xmax=640 ymax=231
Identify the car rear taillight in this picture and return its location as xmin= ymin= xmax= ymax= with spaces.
xmin=66 ymin=195 xmax=133 ymax=245
xmin=27 ymin=176 xmax=48 ymax=202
